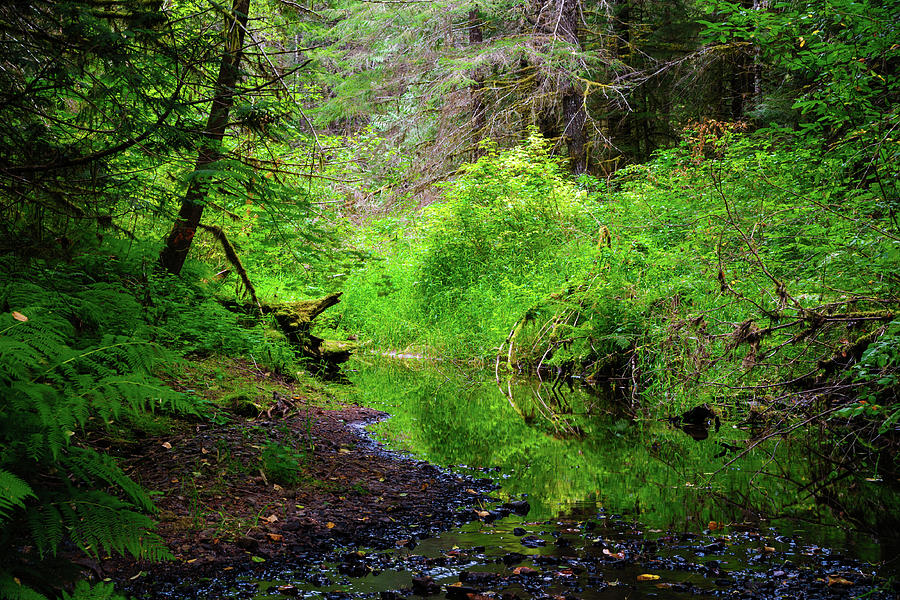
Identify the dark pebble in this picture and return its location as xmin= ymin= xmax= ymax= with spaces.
xmin=513 ymin=527 xmax=527 ymax=536
xmin=282 ymin=519 xmax=302 ymax=532
xmin=520 ymin=535 xmax=546 ymax=548
xmin=445 ymin=585 xmax=478 ymax=600
xmin=411 ymin=576 xmax=441 ymax=596
xmin=235 ymin=536 xmax=259 ymax=552
xmin=338 ymin=562 xmax=370 ymax=577
xmin=502 ymin=501 xmax=531 ymax=516
xmin=460 ymin=571 xmax=500 ymax=585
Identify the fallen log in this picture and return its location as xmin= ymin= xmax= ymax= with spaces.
xmin=222 ymin=292 xmax=355 ymax=373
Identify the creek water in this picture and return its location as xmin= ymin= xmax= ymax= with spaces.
xmin=191 ymin=356 xmax=899 ymax=599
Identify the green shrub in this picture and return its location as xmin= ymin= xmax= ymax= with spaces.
xmin=339 ymin=133 xmax=600 ymax=358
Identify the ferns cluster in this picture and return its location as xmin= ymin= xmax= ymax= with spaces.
xmin=0 ymin=253 xmax=208 ymax=599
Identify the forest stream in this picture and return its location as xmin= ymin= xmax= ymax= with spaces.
xmin=132 ymin=356 xmax=899 ymax=599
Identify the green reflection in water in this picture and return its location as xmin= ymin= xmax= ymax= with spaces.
xmin=346 ymin=357 xmax=898 ymax=570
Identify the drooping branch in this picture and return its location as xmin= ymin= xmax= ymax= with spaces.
xmin=197 ymin=223 xmax=261 ymax=312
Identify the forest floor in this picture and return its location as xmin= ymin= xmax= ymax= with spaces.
xmin=96 ymin=357 xmax=494 ymax=592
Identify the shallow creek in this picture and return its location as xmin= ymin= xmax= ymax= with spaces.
xmin=179 ymin=357 xmax=899 ymax=598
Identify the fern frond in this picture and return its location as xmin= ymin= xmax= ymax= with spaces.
xmin=0 ymin=470 xmax=35 ymax=523
xmin=61 ymin=448 xmax=153 ymax=512
xmin=25 ymin=504 xmax=64 ymax=558
xmin=60 ymin=580 xmax=126 ymax=600
xmin=58 ymin=490 xmax=170 ymax=560
xmin=0 ymin=573 xmax=49 ymax=600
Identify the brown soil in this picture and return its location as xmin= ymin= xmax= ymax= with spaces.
xmin=99 ymin=369 xmax=492 ymax=587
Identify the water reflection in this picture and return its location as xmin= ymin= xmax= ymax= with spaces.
xmin=346 ymin=356 xmax=898 ymax=573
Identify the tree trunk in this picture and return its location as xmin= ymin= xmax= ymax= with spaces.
xmin=469 ymin=5 xmax=486 ymax=157
xmin=159 ymin=0 xmax=251 ymax=275
xmin=558 ymin=0 xmax=587 ymax=174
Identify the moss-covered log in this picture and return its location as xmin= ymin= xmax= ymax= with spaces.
xmin=223 ymin=292 xmax=355 ymax=372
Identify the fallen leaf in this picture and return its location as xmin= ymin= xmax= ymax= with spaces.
xmin=161 ymin=442 xmax=172 ymax=449
xmin=185 ymin=558 xmax=197 ymax=564
xmin=267 ymin=533 xmax=283 ymax=542
xmin=266 ymin=514 xmax=278 ymax=523
xmin=250 ymin=556 xmax=266 ymax=563
xmin=708 ymin=521 xmax=719 ymax=531
xmin=128 ymin=571 xmax=144 ymax=580
xmin=827 ymin=576 xmax=853 ymax=586
xmin=655 ymin=583 xmax=673 ymax=589
xmin=764 ymin=546 xmax=775 ymax=552
xmin=513 ymin=566 xmax=538 ymax=576
xmin=637 ymin=574 xmax=660 ymax=581
xmin=602 ymin=549 xmax=625 ymax=559
xmin=326 ymin=522 xmax=335 ymax=529
xmin=11 ymin=311 xmax=27 ymax=322
xmin=466 ymin=489 xmax=478 ymax=494
xmin=200 ymin=447 xmax=209 ymax=454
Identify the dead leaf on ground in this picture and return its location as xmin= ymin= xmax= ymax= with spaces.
xmin=161 ymin=442 xmax=172 ymax=449
xmin=827 ymin=576 xmax=854 ymax=586
xmin=11 ymin=311 xmax=27 ymax=322
xmin=637 ymin=574 xmax=660 ymax=581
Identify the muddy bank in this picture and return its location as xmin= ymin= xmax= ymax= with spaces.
xmin=105 ymin=403 xmax=495 ymax=593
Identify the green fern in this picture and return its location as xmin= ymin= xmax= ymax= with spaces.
xmin=0 ymin=261 xmax=200 ymax=597
xmin=60 ymin=581 xmax=126 ymax=600
xmin=0 ymin=574 xmax=48 ymax=600
xmin=56 ymin=490 xmax=170 ymax=561
xmin=0 ymin=471 xmax=34 ymax=524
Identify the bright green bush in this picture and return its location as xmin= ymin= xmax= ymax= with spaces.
xmin=341 ymin=126 xmax=898 ymax=429
xmin=339 ymin=134 xmax=600 ymax=357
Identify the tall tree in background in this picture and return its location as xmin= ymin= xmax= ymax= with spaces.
xmin=159 ymin=0 xmax=252 ymax=275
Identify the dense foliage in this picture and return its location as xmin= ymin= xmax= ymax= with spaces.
xmin=0 ymin=0 xmax=898 ymax=596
